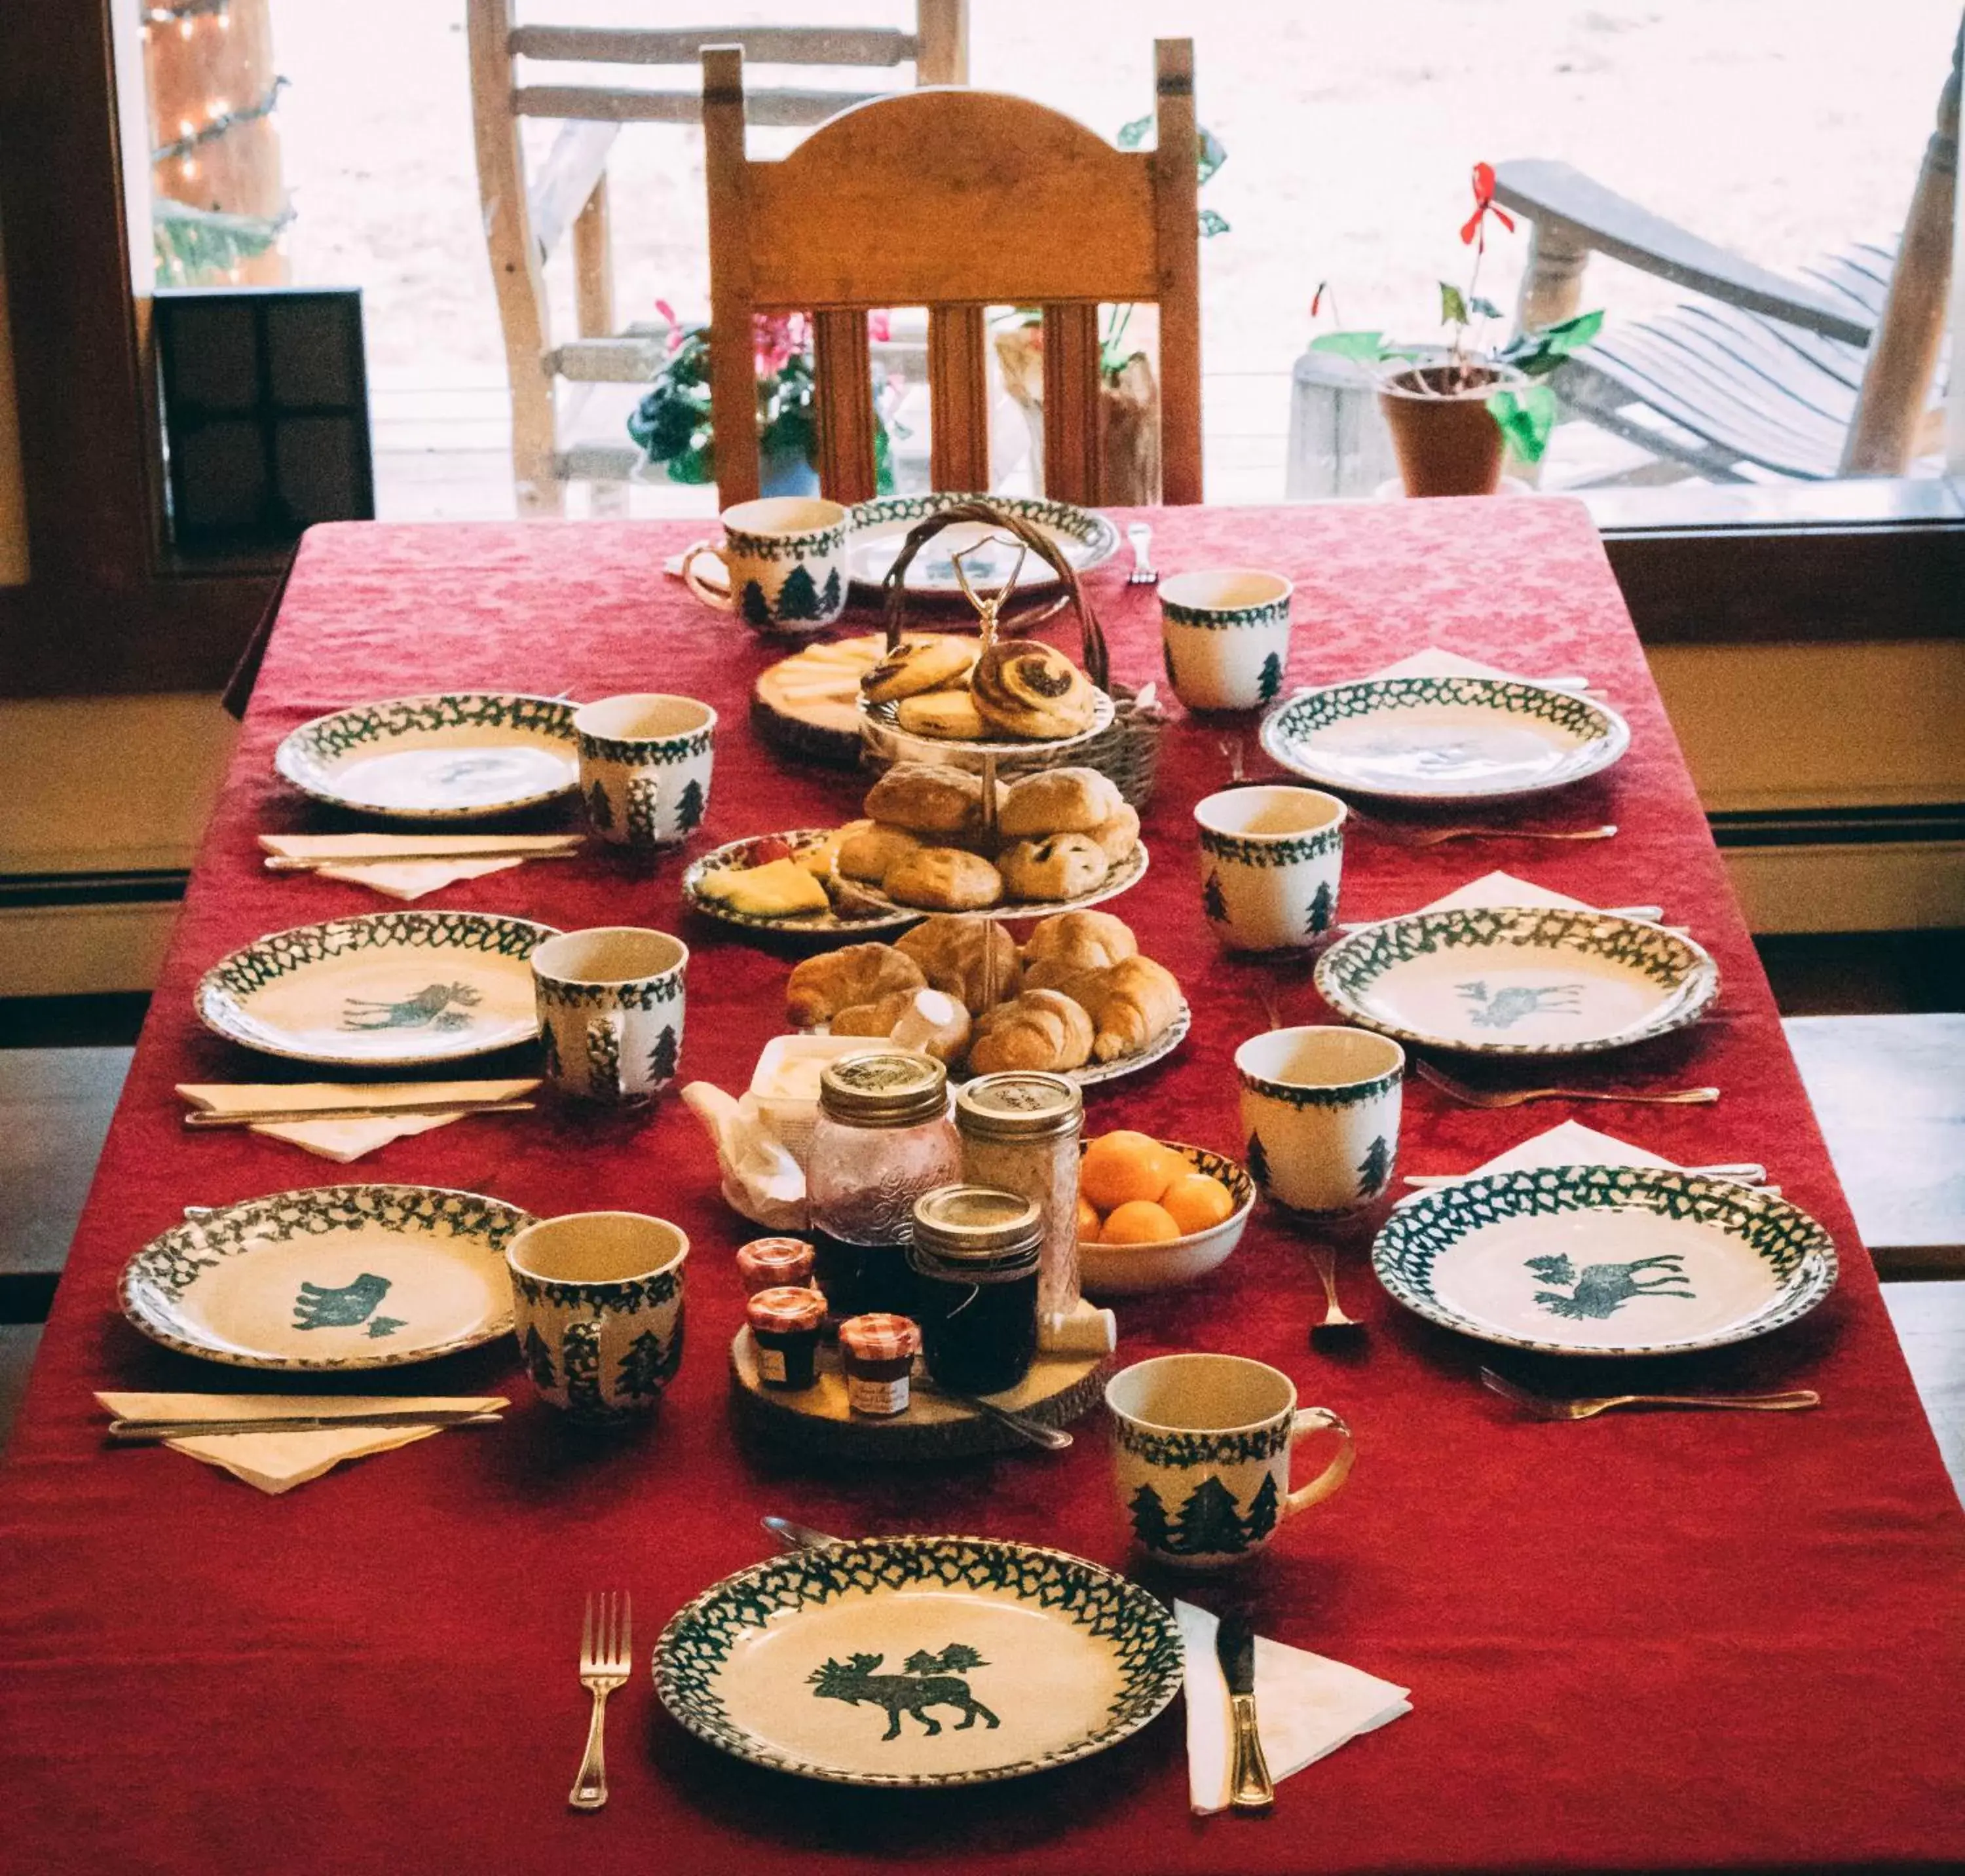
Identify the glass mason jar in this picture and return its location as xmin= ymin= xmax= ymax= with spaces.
xmin=908 ymin=1184 xmax=1042 ymax=1397
xmin=808 ymin=1050 xmax=962 ymax=1321
xmin=954 ymin=1071 xmax=1083 ymax=1330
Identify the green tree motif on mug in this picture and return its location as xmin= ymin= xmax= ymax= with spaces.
xmin=1358 ymin=1133 xmax=1392 ymax=1198
xmin=539 ymin=1021 xmax=562 ymax=1084
xmin=1169 ymin=1475 xmax=1250 ymax=1556
xmin=1244 ymin=1131 xmax=1273 ymax=1195
xmin=820 ymin=567 xmax=843 ymax=615
xmin=1258 ymin=650 xmax=1283 ymax=702
xmin=741 ymin=580 xmax=774 ymax=628
xmin=1129 ymin=1480 xmax=1174 ymax=1551
xmin=1203 ymin=871 xmax=1229 ymax=926
xmin=676 ymin=777 xmax=706 ymax=833
xmin=648 ymin=1024 xmax=679 ymax=1087
xmin=616 ymin=1327 xmax=679 ymax=1398
xmin=1243 ymin=1471 xmax=1281 ymax=1543
xmin=586 ymin=778 xmax=614 ymax=831
xmin=521 ymin=1324 xmax=556 ymax=1391
xmin=1306 ymin=878 xmax=1335 ymax=937
xmin=776 ymin=563 xmax=821 ymax=622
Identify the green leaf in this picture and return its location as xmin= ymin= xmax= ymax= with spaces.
xmin=1115 ymin=113 xmax=1151 ymax=149
xmin=1469 ymin=295 xmax=1505 ymax=322
xmin=1542 ymin=309 xmax=1604 ymax=350
xmin=1197 ymin=207 xmax=1231 ymax=238
xmin=1309 ymin=329 xmax=1389 ymax=362
xmin=1486 ymin=385 xmax=1560 ymax=464
xmin=1439 ymin=282 xmax=1470 ymax=328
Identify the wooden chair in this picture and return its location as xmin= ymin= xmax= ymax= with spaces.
xmin=1493 ymin=13 xmax=1959 ymax=483
xmin=466 ymin=2 xmax=967 ymax=514
xmin=700 ymin=39 xmax=1202 ymax=508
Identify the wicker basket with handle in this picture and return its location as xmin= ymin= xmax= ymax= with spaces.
xmin=867 ymin=500 xmax=1163 ymax=810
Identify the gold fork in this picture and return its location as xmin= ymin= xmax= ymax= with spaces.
xmin=1415 ymin=1059 xmax=1719 ymax=1109
xmin=569 ymin=1592 xmax=631 ymax=1812
xmin=1481 ymin=1368 xmax=1820 ymax=1421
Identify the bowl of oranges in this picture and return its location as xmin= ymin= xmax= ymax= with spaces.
xmin=1076 ymin=1130 xmax=1254 ymax=1296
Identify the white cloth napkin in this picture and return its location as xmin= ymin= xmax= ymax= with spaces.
xmin=96 ymin=1392 xmax=508 ymax=1495
xmin=1365 ymin=648 xmax=1592 ymax=688
xmin=1174 ymin=1600 xmax=1410 ymax=1814
xmin=1394 ymin=1120 xmax=1686 ymax=1214
xmin=680 ymin=1083 xmax=811 ymax=1229
xmin=1417 ymin=869 xmax=1595 ymax=916
xmin=177 ymin=1079 xmax=540 ymax=1163
xmin=258 ymin=834 xmax=579 ymax=902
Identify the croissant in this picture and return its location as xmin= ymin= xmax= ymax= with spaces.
xmin=784 ymin=942 xmax=926 ymax=1027
xmin=1062 ymin=956 xmax=1183 ymax=1062
xmin=894 ymin=915 xmax=1022 ymax=1015
xmin=1022 ymin=909 xmax=1138 ymax=975
xmin=967 ymin=990 xmax=1095 ymax=1075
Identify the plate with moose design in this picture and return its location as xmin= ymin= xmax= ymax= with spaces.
xmin=1372 ymin=1165 xmax=1837 ymax=1357
xmin=653 ymin=1535 xmax=1182 ymax=1787
xmin=195 ymin=910 xmax=558 ymax=1067
xmin=119 ymin=1183 xmax=532 ymax=1370
xmin=1315 ymin=905 xmax=1718 ymax=1057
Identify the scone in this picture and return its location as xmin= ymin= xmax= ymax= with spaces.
xmin=967 ymin=990 xmax=1095 ymax=1074
xmin=896 ymin=915 xmax=1023 ymax=1013
xmin=838 ymin=822 xmax=925 ymax=883
xmin=1024 ymin=909 xmax=1138 ymax=972
xmin=895 ymin=690 xmax=988 ymax=741
xmin=795 ymin=819 xmax=869 ymax=879
xmin=999 ymin=834 xmax=1108 ymax=902
xmin=785 ymin=942 xmax=926 ymax=1026
xmin=1085 ymin=802 xmax=1140 ymax=863
xmin=971 ymin=639 xmax=1097 ymax=741
xmin=882 ymin=847 xmax=1005 ymax=912
xmin=861 ymin=636 xmax=977 ymax=704
xmin=863 ymin=763 xmax=994 ymax=837
xmin=999 ymin=767 xmax=1123 ymax=836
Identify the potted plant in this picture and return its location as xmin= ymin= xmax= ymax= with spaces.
xmin=1309 ymin=164 xmax=1601 ymax=497
xmin=628 ymin=305 xmax=903 ymax=496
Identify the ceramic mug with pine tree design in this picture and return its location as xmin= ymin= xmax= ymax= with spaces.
xmin=506 ymin=1211 xmax=688 ymax=1424
xmin=1106 ymin=1353 xmax=1354 ymax=1571
xmin=1159 ymin=568 xmax=1294 ymax=711
xmin=679 ymin=496 xmax=850 ymax=635
xmin=1235 ymin=1025 xmax=1403 ymax=1216
xmin=1195 ymin=785 xmax=1346 ymax=952
xmin=532 ymin=927 xmax=687 ymax=1106
xmin=574 ymin=694 xmax=717 ymax=850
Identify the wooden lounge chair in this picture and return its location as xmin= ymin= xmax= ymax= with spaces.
xmin=466 ymin=3 xmax=966 ymax=514
xmin=1493 ymin=14 xmax=1960 ymax=483
xmin=698 ymin=39 xmax=1203 ymax=508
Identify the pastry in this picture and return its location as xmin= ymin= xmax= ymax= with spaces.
xmin=831 ymin=986 xmax=972 ymax=1062
xmin=971 ymin=639 xmax=1097 ymax=741
xmin=967 ymin=990 xmax=1095 ymax=1075
xmin=696 ymin=857 xmax=831 ymax=919
xmin=785 ymin=943 xmax=926 ymax=1027
xmin=795 ymin=820 xmax=868 ymax=880
xmin=861 ymin=636 xmax=977 ymax=704
xmin=863 ymin=763 xmax=998 ymax=837
xmin=895 ymin=690 xmax=988 ymax=741
xmin=882 ymin=846 xmax=1005 ymax=912
xmin=999 ymin=833 xmax=1108 ymax=901
xmin=999 ymin=767 xmax=1123 ymax=836
xmin=837 ymin=823 xmax=925 ymax=883
xmin=896 ymin=914 xmax=1023 ymax=1014
xmin=1059 ymin=955 xmax=1184 ymax=1062
xmin=1024 ymin=909 xmax=1138 ymax=973
xmin=1085 ymin=802 xmax=1140 ymax=864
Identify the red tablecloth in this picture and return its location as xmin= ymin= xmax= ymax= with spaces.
xmin=3 ymin=501 xmax=1962 ymax=1876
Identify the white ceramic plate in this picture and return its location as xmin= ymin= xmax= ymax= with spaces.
xmin=275 ymin=694 xmax=579 ymax=821
xmin=653 ymin=1535 xmax=1181 ymax=1787
xmin=1050 ymin=998 xmax=1190 ymax=1090
xmin=1315 ymin=906 xmax=1718 ymax=1057
xmin=1372 ymin=1164 xmax=1837 ymax=1356
xmin=196 ymin=910 xmax=559 ymax=1066
xmin=120 ymin=1184 xmax=532 ymax=1370
xmin=1079 ymin=1142 xmax=1253 ymax=1296
xmin=844 ymin=495 xmax=1119 ymax=595
xmin=1260 ymin=676 xmax=1630 ymax=802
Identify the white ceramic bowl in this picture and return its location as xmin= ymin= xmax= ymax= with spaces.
xmin=1078 ymin=1142 xmax=1256 ymax=1297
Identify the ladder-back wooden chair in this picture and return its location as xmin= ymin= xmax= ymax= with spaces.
xmin=700 ymin=38 xmax=1201 ymax=508
xmin=1493 ymin=12 xmax=1960 ymax=483
xmin=467 ymin=1 xmax=967 ymax=514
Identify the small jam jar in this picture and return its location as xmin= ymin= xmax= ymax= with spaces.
xmin=907 ymin=1185 xmax=1042 ymax=1397
xmin=836 ymin=1313 xmax=921 ymax=1416
xmin=736 ymin=1236 xmax=815 ymax=1296
xmin=746 ymin=1286 xmax=827 ymax=1389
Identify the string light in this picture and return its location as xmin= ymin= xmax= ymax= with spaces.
xmin=151 ymin=77 xmax=287 ymax=163
xmin=180 ymin=158 xmax=198 ymax=179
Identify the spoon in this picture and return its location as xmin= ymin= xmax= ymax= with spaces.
xmin=1306 ymin=1243 xmax=1361 ymax=1336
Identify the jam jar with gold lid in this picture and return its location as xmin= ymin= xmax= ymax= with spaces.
xmin=907 ymin=1184 xmax=1043 ymax=1397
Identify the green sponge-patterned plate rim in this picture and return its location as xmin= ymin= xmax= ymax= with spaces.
xmin=652 ymin=1534 xmax=1183 ymax=1787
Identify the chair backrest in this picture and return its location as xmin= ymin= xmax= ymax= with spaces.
xmin=701 ymin=40 xmax=1201 ymax=506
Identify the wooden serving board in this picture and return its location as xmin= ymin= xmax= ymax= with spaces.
xmin=728 ymin=1302 xmax=1114 ymax=1463
xmin=751 ymin=632 xmax=954 ymax=770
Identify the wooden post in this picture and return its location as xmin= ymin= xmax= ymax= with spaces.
xmin=915 ymin=0 xmax=967 ymax=85
xmin=572 ymin=174 xmax=614 ymax=338
xmin=1152 ymin=39 xmax=1202 ymax=504
xmin=814 ymin=309 xmax=878 ymax=502
xmin=928 ymin=304 xmax=990 ymax=490
xmin=702 ymin=46 xmax=761 ymax=505
xmin=1041 ymin=303 xmax=1102 ymax=504
xmin=1841 ymin=15 xmax=1962 ymax=475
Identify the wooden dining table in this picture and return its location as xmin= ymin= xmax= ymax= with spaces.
xmin=2 ymin=497 xmax=1961 ymax=1876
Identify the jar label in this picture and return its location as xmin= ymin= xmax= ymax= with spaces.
xmin=847 ymin=1373 xmax=909 ymax=1416
xmin=758 ymin=1346 xmax=788 ymax=1383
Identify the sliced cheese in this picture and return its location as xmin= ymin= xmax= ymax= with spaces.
xmin=696 ymin=857 xmax=832 ymax=918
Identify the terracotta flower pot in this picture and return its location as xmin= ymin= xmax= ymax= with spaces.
xmin=1377 ymin=360 xmax=1525 ymax=498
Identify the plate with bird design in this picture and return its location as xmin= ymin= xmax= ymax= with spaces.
xmin=1314 ymin=905 xmax=1718 ymax=1057
xmin=1372 ymin=1165 xmax=1837 ymax=1357
xmin=120 ymin=1183 xmax=533 ymax=1370
xmin=653 ymin=1535 xmax=1182 ymax=1787
xmin=195 ymin=910 xmax=559 ymax=1067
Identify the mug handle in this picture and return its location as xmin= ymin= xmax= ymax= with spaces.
xmin=1282 ymin=1406 xmax=1355 ymax=1518
xmin=561 ymin=1317 xmax=610 ymax=1417
xmin=586 ymin=1012 xmax=626 ymax=1102
xmin=679 ymin=541 xmax=733 ymax=613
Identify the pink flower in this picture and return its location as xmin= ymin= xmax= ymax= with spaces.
xmin=868 ymin=310 xmax=892 ymax=343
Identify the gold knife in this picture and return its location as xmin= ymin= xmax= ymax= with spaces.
xmin=185 ymin=1098 xmax=536 ymax=1128
xmin=1216 ymin=1614 xmax=1273 ymax=1809
xmin=107 ymin=1409 xmax=506 ymax=1442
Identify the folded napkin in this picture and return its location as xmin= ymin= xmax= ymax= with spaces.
xmin=178 ymin=1079 xmax=540 ymax=1163
xmin=1417 ymin=869 xmax=1595 ymax=916
xmin=1365 ymin=647 xmax=1592 ymax=688
xmin=1396 ymin=1119 xmax=1690 ymax=1212
xmin=1175 ymin=1600 xmax=1410 ymax=1814
xmin=96 ymin=1393 xmax=508 ymax=1495
xmin=259 ymin=834 xmax=580 ymax=903
xmin=681 ymin=1082 xmax=810 ymax=1229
